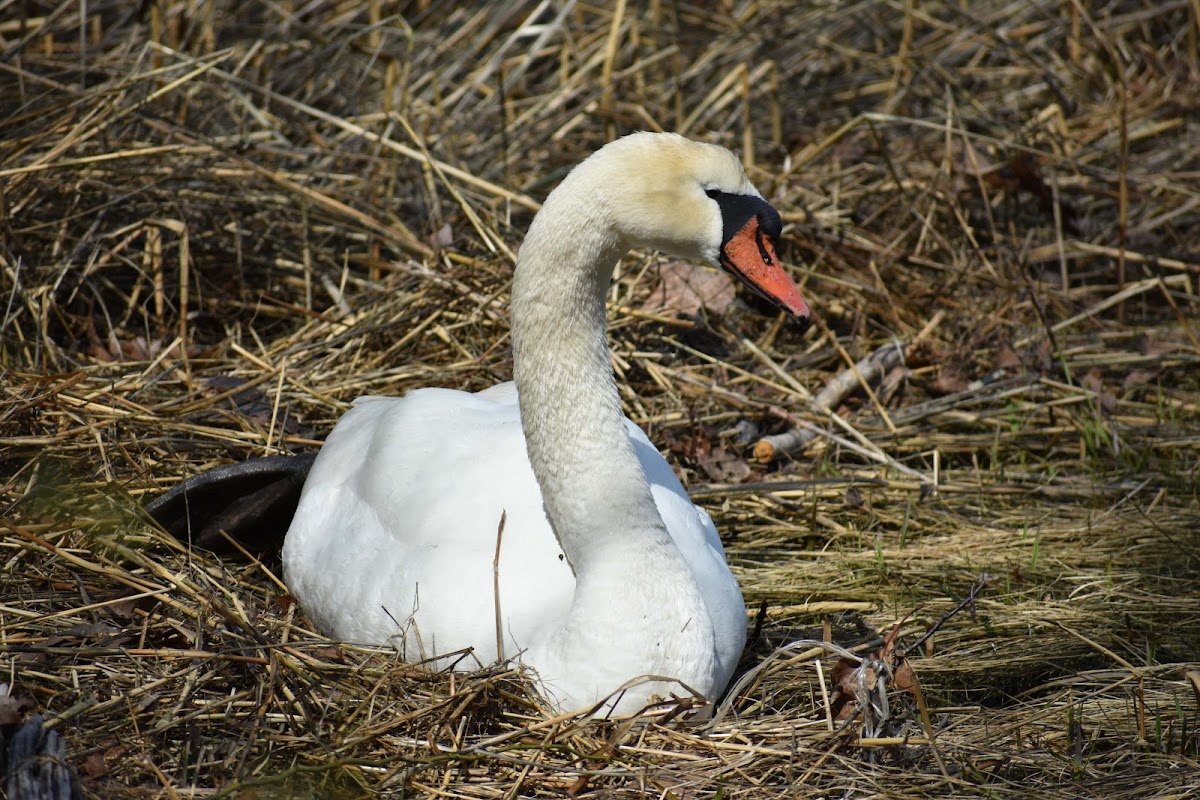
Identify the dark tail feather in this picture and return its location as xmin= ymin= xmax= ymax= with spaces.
xmin=2 ymin=714 xmax=81 ymax=800
xmin=144 ymin=453 xmax=317 ymax=556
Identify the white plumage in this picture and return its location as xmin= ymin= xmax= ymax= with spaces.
xmin=282 ymin=132 xmax=809 ymax=715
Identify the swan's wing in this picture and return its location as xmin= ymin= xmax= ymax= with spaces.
xmin=627 ymin=424 xmax=748 ymax=691
xmin=474 ymin=380 xmax=519 ymax=403
xmin=282 ymin=387 xmax=573 ymax=664
xmin=626 ymin=424 xmax=728 ymax=554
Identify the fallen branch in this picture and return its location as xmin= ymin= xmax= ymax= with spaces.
xmin=754 ymin=341 xmax=907 ymax=463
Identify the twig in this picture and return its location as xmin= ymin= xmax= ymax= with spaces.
xmin=493 ymin=510 xmax=507 ymax=662
xmin=754 ymin=341 xmax=906 ymax=462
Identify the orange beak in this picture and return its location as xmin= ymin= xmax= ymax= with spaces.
xmin=719 ymin=216 xmax=811 ymax=328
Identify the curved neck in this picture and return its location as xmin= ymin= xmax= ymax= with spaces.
xmin=510 ymin=185 xmax=672 ymax=570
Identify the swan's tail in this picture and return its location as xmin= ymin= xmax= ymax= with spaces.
xmin=1 ymin=711 xmax=81 ymax=800
xmin=144 ymin=453 xmax=317 ymax=556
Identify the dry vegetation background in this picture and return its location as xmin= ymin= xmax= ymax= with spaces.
xmin=3 ymin=0 xmax=1200 ymax=797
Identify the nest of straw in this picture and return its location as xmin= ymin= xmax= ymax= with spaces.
xmin=3 ymin=1 xmax=1199 ymax=797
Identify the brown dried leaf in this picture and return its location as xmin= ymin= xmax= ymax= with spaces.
xmin=0 ymin=688 xmax=32 ymax=725
xmin=118 ymin=335 xmax=154 ymax=360
xmin=931 ymin=369 xmax=970 ymax=395
xmin=103 ymin=597 xmax=141 ymax=620
xmin=273 ymin=593 xmax=299 ymax=612
xmin=994 ymin=342 xmax=1022 ymax=370
xmin=643 ymin=261 xmax=736 ymax=317
xmin=892 ymin=659 xmax=918 ymax=694
xmin=876 ymin=366 xmax=909 ymax=406
xmin=313 ymin=645 xmax=348 ymax=663
xmin=844 ymin=486 xmax=864 ymax=508
xmin=84 ymin=317 xmax=116 ymax=362
xmin=1080 ymin=368 xmax=1117 ymax=413
xmin=1036 ymin=338 xmax=1055 ymax=371
xmin=1139 ymin=334 xmax=1175 ymax=357
xmin=204 ymin=375 xmax=302 ymax=433
xmin=980 ymin=154 xmax=1078 ymax=233
xmin=696 ymin=444 xmax=752 ymax=483
xmin=84 ymin=317 xmax=180 ymax=362
xmin=665 ymin=425 xmax=753 ymax=483
xmin=1123 ymin=368 xmax=1159 ymax=393
xmin=860 ymin=665 xmax=878 ymax=693
xmin=828 ymin=657 xmax=861 ymax=721
xmin=81 ymin=752 xmax=110 ymax=779
xmin=62 ymin=622 xmax=122 ymax=640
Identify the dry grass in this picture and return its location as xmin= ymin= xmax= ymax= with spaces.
xmin=3 ymin=1 xmax=1200 ymax=797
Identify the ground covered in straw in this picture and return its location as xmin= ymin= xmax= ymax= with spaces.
xmin=3 ymin=1 xmax=1199 ymax=798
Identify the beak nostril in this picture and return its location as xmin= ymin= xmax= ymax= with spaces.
xmin=754 ymin=225 xmax=775 ymax=265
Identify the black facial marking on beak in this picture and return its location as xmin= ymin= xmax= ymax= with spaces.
xmin=705 ymin=189 xmax=783 ymax=246
xmin=707 ymin=189 xmax=811 ymax=326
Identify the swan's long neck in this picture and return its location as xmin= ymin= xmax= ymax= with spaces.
xmin=510 ymin=177 xmax=673 ymax=569
xmin=508 ymin=147 xmax=721 ymax=711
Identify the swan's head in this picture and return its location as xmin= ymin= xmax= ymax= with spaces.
xmin=567 ymin=132 xmax=811 ymax=325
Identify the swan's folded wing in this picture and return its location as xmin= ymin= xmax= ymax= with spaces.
xmin=282 ymin=388 xmax=573 ymax=662
xmin=628 ymin=422 xmax=747 ymax=693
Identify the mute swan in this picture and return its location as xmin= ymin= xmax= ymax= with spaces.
xmin=150 ymin=132 xmax=810 ymax=715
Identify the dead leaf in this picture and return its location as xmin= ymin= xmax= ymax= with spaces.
xmin=665 ymin=425 xmax=753 ymax=483
xmin=892 ymin=659 xmax=918 ymax=694
xmin=273 ymin=593 xmax=299 ymax=612
xmin=844 ymin=486 xmax=864 ymax=508
xmin=204 ymin=375 xmax=302 ymax=433
xmin=1139 ymin=334 xmax=1175 ymax=357
xmin=827 ymin=657 xmax=862 ymax=721
xmin=0 ymin=687 xmax=32 ymax=726
xmin=1080 ymin=368 xmax=1117 ymax=413
xmin=643 ymin=261 xmax=736 ymax=317
xmin=1035 ymin=338 xmax=1055 ymax=372
xmin=103 ymin=596 xmax=142 ymax=620
xmin=81 ymin=752 xmax=110 ymax=778
xmin=696 ymin=443 xmax=752 ymax=483
xmin=876 ymin=366 xmax=909 ymax=406
xmin=994 ymin=342 xmax=1022 ymax=370
xmin=62 ymin=622 xmax=121 ymax=640
xmin=980 ymin=153 xmax=1079 ymax=234
xmin=932 ymin=368 xmax=970 ymax=395
xmin=84 ymin=320 xmax=180 ymax=363
xmin=1123 ymin=368 xmax=1159 ymax=393
xmin=312 ymin=645 xmax=347 ymax=663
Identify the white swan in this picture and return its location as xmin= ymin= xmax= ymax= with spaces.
xmin=281 ymin=132 xmax=811 ymax=715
